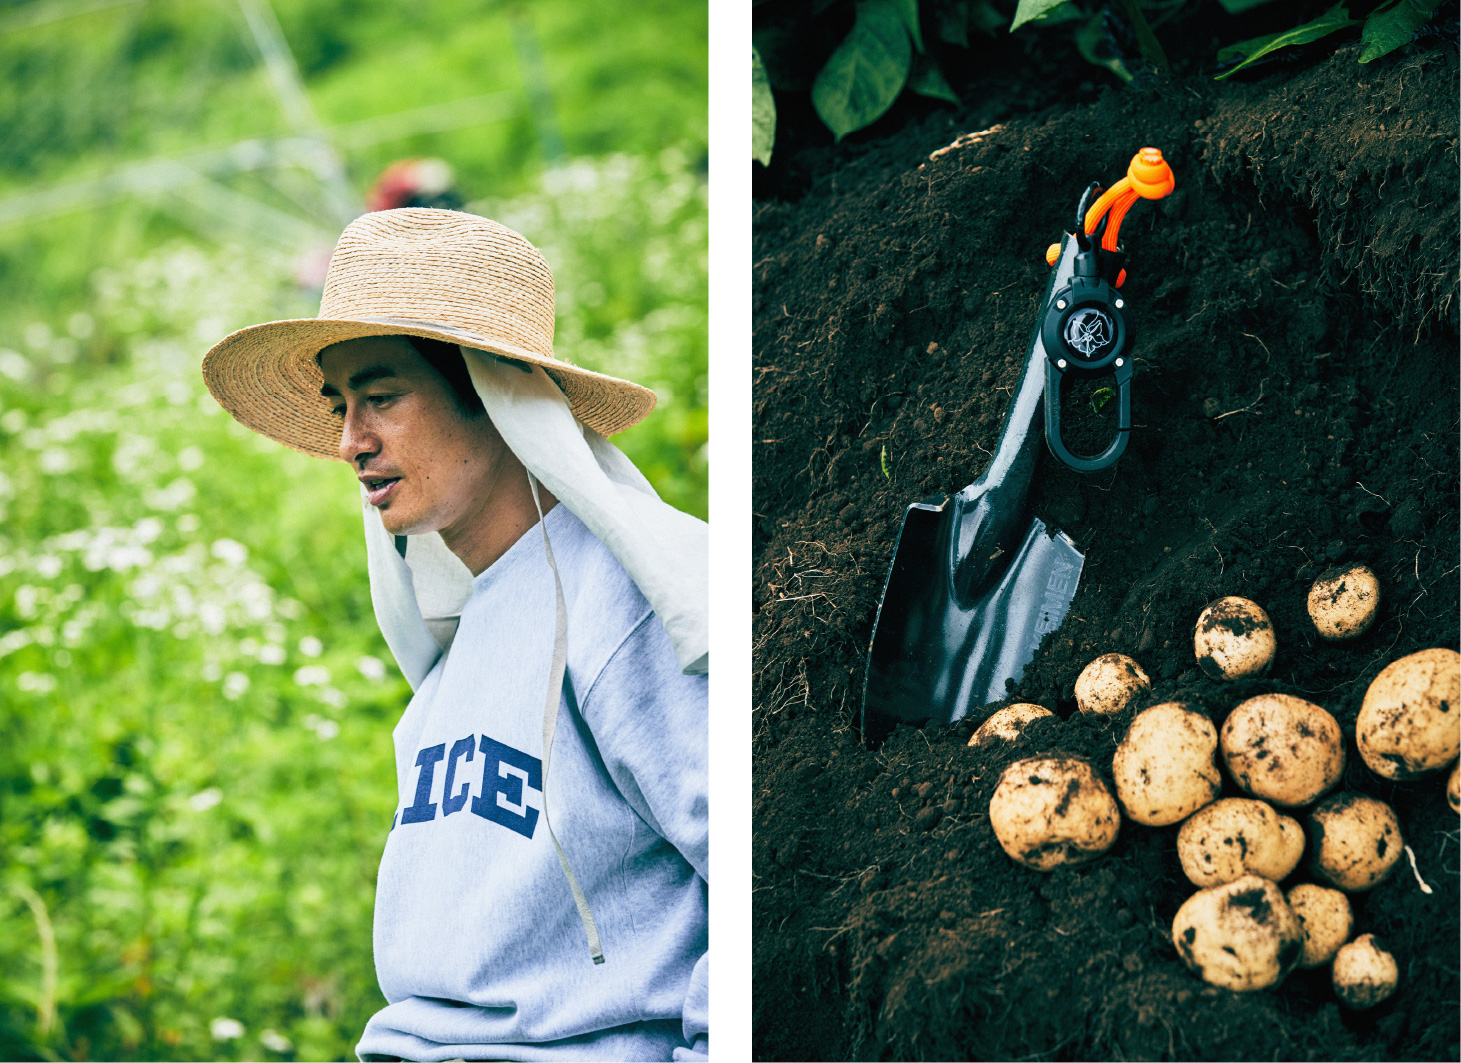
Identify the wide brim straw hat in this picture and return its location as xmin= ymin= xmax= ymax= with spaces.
xmin=201 ymin=208 xmax=656 ymax=459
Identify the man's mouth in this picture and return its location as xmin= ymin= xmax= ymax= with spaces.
xmin=361 ymin=476 xmax=401 ymax=505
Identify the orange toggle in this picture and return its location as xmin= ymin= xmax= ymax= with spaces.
xmin=1045 ymin=242 xmax=1061 ymax=266
xmin=1083 ymin=147 xmax=1174 ymax=253
xmin=1116 ymin=268 xmax=1126 ymax=288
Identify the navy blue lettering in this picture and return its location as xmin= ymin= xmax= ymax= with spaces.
xmin=440 ymin=735 xmax=476 ymax=816
xmin=400 ymin=743 xmax=446 ymax=824
xmin=471 ymin=734 xmax=542 ymax=839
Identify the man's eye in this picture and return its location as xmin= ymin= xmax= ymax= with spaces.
xmin=367 ymin=393 xmax=396 ymax=407
xmin=331 ymin=404 xmax=346 ymax=418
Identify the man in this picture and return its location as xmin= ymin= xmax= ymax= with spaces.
xmin=202 ymin=208 xmax=708 ymax=1062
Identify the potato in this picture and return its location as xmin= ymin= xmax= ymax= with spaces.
xmin=1221 ymin=693 xmax=1344 ymax=807
xmin=1307 ymin=564 xmax=1381 ymax=640
xmin=1171 ymin=875 xmax=1305 ymax=991
xmin=1112 ymin=702 xmax=1222 ymax=826
xmin=1307 ymin=793 xmax=1403 ymax=892
xmin=1332 ymin=934 xmax=1399 ymax=1009
xmin=989 ymin=757 xmax=1120 ymax=871
xmin=1075 ymin=653 xmax=1151 ymax=716
xmin=1286 ymin=883 xmax=1353 ymax=968
xmin=968 ymin=703 xmax=1054 ymax=747
xmin=1449 ymin=761 xmax=1459 ymax=814
xmin=1356 ymin=647 xmax=1460 ymax=780
xmin=1177 ymin=798 xmax=1305 ymax=887
xmin=1194 ymin=596 xmax=1276 ymax=680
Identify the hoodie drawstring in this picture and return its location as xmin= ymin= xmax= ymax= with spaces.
xmin=528 ymin=472 xmax=605 ymax=965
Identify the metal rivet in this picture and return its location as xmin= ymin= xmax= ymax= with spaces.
xmin=1056 ymin=299 xmax=1067 ymax=310
xmin=1057 ymin=359 xmax=1068 ymax=369
xmin=1115 ymin=358 xmax=1124 ymax=367
xmin=1114 ymin=298 xmax=1124 ymax=309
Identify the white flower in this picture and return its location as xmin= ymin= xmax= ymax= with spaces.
xmin=176 ymin=514 xmax=200 ymax=534
xmin=301 ymin=713 xmax=340 ymax=740
xmin=38 ymin=448 xmax=73 ymax=474
xmin=293 ymin=665 xmax=330 ymax=687
xmin=0 ymin=350 xmax=30 ymax=381
xmin=133 ymin=517 xmax=163 ymax=543
xmin=222 ymin=672 xmax=250 ymax=700
xmin=177 ymin=446 xmax=204 ymax=471
xmin=316 ymin=686 xmax=346 ymax=709
xmin=189 ymin=788 xmax=223 ymax=811
xmin=201 ymin=662 xmax=223 ymax=682
xmin=355 ymin=655 xmax=387 ymax=682
xmin=210 ymin=1017 xmax=245 ymax=1041
xmin=298 ymin=636 xmax=323 ymax=658
xmin=259 ymin=1030 xmax=293 ymax=1053
xmin=34 ymin=555 xmax=63 ymax=579
xmin=258 ymin=644 xmax=286 ymax=665
xmin=210 ymin=538 xmax=249 ymax=565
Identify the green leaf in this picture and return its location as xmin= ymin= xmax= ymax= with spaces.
xmin=908 ymin=53 xmax=960 ymax=102
xmin=752 ymin=48 xmax=776 ymax=167
xmin=1216 ymin=0 xmax=1280 ymax=12
xmin=937 ymin=0 xmax=970 ymax=47
xmin=969 ymin=0 xmax=1008 ymax=33
xmin=894 ymin=0 xmax=925 ymax=51
xmin=1359 ymin=0 xmax=1441 ymax=62
xmin=1076 ymin=12 xmax=1133 ymax=82
xmin=1214 ymin=3 xmax=1359 ymax=80
xmin=1011 ymin=0 xmax=1078 ymax=31
xmin=812 ymin=0 xmax=914 ymax=141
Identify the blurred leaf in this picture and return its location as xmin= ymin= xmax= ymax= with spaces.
xmin=894 ymin=0 xmax=926 ymax=52
xmin=812 ymin=0 xmax=913 ymax=141
xmin=1215 ymin=3 xmax=1359 ymax=78
xmin=1359 ymin=0 xmax=1442 ymax=62
xmin=969 ymin=0 xmax=1009 ymax=33
xmin=937 ymin=1 xmax=970 ymax=46
xmin=1216 ymin=0 xmax=1279 ymax=11
xmin=908 ymin=53 xmax=959 ymax=102
xmin=1011 ymin=0 xmax=1079 ymax=31
xmin=753 ymin=48 xmax=776 ymax=166
xmin=1076 ymin=12 xmax=1134 ymax=82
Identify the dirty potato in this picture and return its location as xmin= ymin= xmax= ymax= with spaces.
xmin=1194 ymin=596 xmax=1276 ymax=680
xmin=1286 ymin=883 xmax=1353 ymax=968
xmin=1307 ymin=793 xmax=1403 ymax=892
xmin=968 ymin=703 xmax=1054 ymax=747
xmin=1332 ymin=934 xmax=1400 ymax=1009
xmin=1112 ymin=702 xmax=1222 ymax=826
xmin=989 ymin=757 xmax=1120 ymax=871
xmin=1307 ymin=564 xmax=1381 ymax=640
xmin=1356 ymin=647 xmax=1461 ymax=780
xmin=1171 ymin=875 xmax=1305 ymax=992
xmin=1177 ymin=798 xmax=1305 ymax=887
xmin=1075 ymin=653 xmax=1151 ymax=715
xmin=1449 ymin=762 xmax=1459 ymax=814
xmin=1221 ymin=693 xmax=1344 ymax=807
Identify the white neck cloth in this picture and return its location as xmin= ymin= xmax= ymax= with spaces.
xmin=361 ymin=348 xmax=709 ymax=692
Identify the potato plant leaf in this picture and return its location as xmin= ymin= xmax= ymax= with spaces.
xmin=812 ymin=0 xmax=913 ymax=141
xmin=894 ymin=0 xmax=926 ymax=52
xmin=1011 ymin=0 xmax=1078 ymax=31
xmin=1359 ymin=0 xmax=1442 ymax=62
xmin=752 ymin=47 xmax=776 ymax=166
xmin=970 ymin=0 xmax=1008 ymax=33
xmin=1076 ymin=12 xmax=1133 ymax=82
xmin=937 ymin=0 xmax=969 ymax=47
xmin=1216 ymin=0 xmax=1279 ymax=12
xmin=908 ymin=53 xmax=959 ymax=102
xmin=1214 ymin=3 xmax=1359 ymax=80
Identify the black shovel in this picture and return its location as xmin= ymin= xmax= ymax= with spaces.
xmin=861 ymin=150 xmax=1174 ymax=746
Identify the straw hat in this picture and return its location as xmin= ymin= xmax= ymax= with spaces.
xmin=201 ymin=208 xmax=656 ymax=459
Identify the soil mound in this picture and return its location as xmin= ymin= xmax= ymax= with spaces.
xmin=752 ymin=45 xmax=1458 ymax=1062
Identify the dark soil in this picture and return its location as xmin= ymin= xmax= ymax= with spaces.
xmin=751 ymin=43 xmax=1460 ymax=1062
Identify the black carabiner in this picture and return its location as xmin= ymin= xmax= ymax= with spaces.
xmin=1040 ymin=229 xmax=1133 ymax=473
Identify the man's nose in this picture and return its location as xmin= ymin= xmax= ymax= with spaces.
xmin=338 ymin=405 xmax=380 ymax=465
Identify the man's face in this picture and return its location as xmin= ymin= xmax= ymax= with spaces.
xmin=319 ymin=336 xmax=509 ymax=538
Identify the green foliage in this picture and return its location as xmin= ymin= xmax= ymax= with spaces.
xmin=812 ymin=0 xmax=916 ymax=141
xmin=1359 ymin=0 xmax=1443 ymax=62
xmin=1010 ymin=0 xmax=1074 ymax=32
xmin=909 ymin=52 xmax=961 ymax=101
xmin=1216 ymin=3 xmax=1360 ymax=79
xmin=1214 ymin=0 xmax=1279 ymax=12
xmin=753 ymin=47 xmax=776 ymax=165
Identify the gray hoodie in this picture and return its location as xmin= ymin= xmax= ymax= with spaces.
xmin=355 ymin=503 xmax=708 ymax=1061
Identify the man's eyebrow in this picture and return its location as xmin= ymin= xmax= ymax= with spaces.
xmin=319 ymin=364 xmax=400 ymax=397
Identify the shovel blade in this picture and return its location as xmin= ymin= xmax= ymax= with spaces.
xmin=862 ymin=508 xmax=1083 ymax=746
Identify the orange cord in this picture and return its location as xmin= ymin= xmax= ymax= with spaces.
xmin=1082 ymin=148 xmax=1174 ymax=252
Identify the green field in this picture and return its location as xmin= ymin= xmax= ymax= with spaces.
xmin=0 ymin=2 xmax=706 ymax=1059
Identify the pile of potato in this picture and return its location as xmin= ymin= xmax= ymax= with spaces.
xmin=980 ymin=570 xmax=1459 ymax=1010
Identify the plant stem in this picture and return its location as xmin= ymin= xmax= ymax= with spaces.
xmin=1112 ymin=0 xmax=1170 ymax=73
